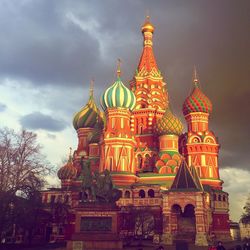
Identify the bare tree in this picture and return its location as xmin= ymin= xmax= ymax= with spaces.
xmin=241 ymin=194 xmax=250 ymax=224
xmin=0 ymin=128 xmax=50 ymax=194
xmin=133 ymin=207 xmax=155 ymax=241
xmin=120 ymin=205 xmax=155 ymax=247
xmin=0 ymin=128 xmax=51 ymax=240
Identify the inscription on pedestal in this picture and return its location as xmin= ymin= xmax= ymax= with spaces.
xmin=80 ymin=216 xmax=112 ymax=232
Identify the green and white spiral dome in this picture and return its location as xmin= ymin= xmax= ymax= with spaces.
xmin=101 ymin=75 xmax=136 ymax=111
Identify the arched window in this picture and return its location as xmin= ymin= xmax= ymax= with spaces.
xmin=218 ymin=195 xmax=221 ymax=201
xmin=171 ymin=204 xmax=182 ymax=215
xmin=183 ymin=204 xmax=195 ymax=218
xmin=139 ymin=190 xmax=145 ymax=198
xmin=137 ymin=155 xmax=143 ymax=169
xmin=148 ymin=189 xmax=155 ymax=198
xmin=124 ymin=191 xmax=131 ymax=198
xmin=223 ymin=195 xmax=226 ymax=202
xmin=138 ymin=124 xmax=143 ymax=134
xmin=213 ymin=194 xmax=217 ymax=201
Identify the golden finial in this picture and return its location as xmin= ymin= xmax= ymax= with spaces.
xmin=193 ymin=66 xmax=199 ymax=86
xmin=90 ymin=78 xmax=94 ymax=96
xmin=141 ymin=14 xmax=154 ymax=33
xmin=117 ymin=58 xmax=121 ymax=78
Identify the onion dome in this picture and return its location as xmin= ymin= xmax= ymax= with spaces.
xmin=58 ymin=148 xmax=77 ymax=180
xmin=141 ymin=15 xmax=154 ymax=33
xmin=156 ymin=108 xmax=183 ymax=136
xmin=101 ymin=60 xmax=136 ymax=111
xmin=73 ymin=81 xmax=103 ymax=130
xmin=183 ymin=68 xmax=212 ymax=116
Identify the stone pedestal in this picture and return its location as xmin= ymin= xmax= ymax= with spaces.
xmin=67 ymin=204 xmax=122 ymax=250
xmin=195 ymin=232 xmax=208 ymax=246
xmin=162 ymin=232 xmax=173 ymax=245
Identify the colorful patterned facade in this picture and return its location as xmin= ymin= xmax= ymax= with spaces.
xmin=41 ymin=17 xmax=231 ymax=246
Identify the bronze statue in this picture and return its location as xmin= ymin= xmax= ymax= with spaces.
xmin=80 ymin=158 xmax=122 ymax=203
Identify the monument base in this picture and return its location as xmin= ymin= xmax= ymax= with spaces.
xmin=67 ymin=234 xmax=123 ymax=250
xmin=67 ymin=204 xmax=123 ymax=250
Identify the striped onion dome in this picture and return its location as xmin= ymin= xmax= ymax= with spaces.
xmin=101 ymin=75 xmax=136 ymax=111
xmin=156 ymin=108 xmax=183 ymax=136
xmin=183 ymin=70 xmax=212 ymax=116
xmin=73 ymin=87 xmax=103 ymax=130
xmin=57 ymin=149 xmax=77 ymax=180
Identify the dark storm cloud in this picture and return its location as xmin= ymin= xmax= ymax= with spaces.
xmin=20 ymin=112 xmax=67 ymax=132
xmin=0 ymin=0 xmax=249 ymax=170
xmin=0 ymin=1 xmax=102 ymax=85
xmin=0 ymin=103 xmax=7 ymax=112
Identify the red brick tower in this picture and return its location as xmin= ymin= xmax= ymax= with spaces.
xmin=100 ymin=63 xmax=137 ymax=185
xmin=130 ymin=16 xmax=169 ymax=171
xmin=180 ymin=68 xmax=222 ymax=189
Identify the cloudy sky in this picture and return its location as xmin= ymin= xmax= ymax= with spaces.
xmin=0 ymin=0 xmax=249 ymax=221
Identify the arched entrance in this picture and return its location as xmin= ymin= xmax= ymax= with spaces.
xmin=171 ymin=204 xmax=196 ymax=242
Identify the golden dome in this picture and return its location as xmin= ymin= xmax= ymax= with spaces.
xmin=141 ymin=16 xmax=154 ymax=33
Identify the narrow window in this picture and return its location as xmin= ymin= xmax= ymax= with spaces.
xmin=148 ymin=189 xmax=155 ymax=198
xmin=139 ymin=190 xmax=145 ymax=198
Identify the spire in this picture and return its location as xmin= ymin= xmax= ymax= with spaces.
xmin=90 ymin=78 xmax=94 ymax=96
xmin=117 ymin=58 xmax=121 ymax=78
xmin=193 ymin=66 xmax=199 ymax=87
xmin=68 ymin=147 xmax=72 ymax=162
xmin=137 ymin=16 xmax=158 ymax=73
xmin=170 ymin=160 xmax=203 ymax=191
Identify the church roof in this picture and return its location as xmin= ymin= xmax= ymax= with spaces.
xmin=73 ymin=81 xmax=103 ymax=130
xmin=101 ymin=62 xmax=136 ymax=111
xmin=170 ymin=160 xmax=203 ymax=192
xmin=155 ymin=107 xmax=184 ymax=136
xmin=183 ymin=67 xmax=212 ymax=116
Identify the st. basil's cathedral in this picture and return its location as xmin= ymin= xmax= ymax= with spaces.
xmin=42 ymin=17 xmax=231 ymax=246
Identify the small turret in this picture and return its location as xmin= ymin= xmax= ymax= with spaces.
xmin=57 ymin=148 xmax=77 ymax=180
